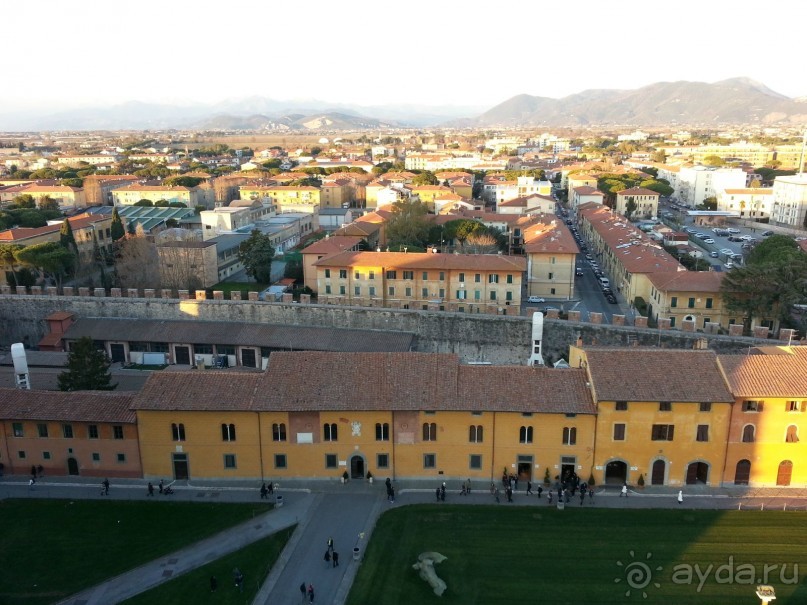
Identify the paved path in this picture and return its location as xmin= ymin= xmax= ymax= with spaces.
xmin=5 ymin=476 xmax=807 ymax=604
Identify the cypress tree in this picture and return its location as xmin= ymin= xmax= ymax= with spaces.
xmin=59 ymin=218 xmax=78 ymax=254
xmin=110 ymin=208 xmax=125 ymax=241
xmin=57 ymin=336 xmax=117 ymax=391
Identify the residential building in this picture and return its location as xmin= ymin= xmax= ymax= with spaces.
xmin=676 ymin=166 xmax=746 ymax=207
xmin=82 ymin=175 xmax=140 ymax=206
xmin=769 ymin=174 xmax=807 ymax=228
xmin=497 ymin=194 xmax=555 ymax=216
xmin=570 ymin=186 xmax=605 ymax=212
xmin=318 ymin=207 xmax=354 ymax=232
xmin=112 ymin=183 xmax=214 ymax=209
xmin=199 ymin=202 xmax=275 ymax=241
xmin=523 ymin=218 xmax=579 ymax=299
xmin=646 ymin=272 xmax=728 ymax=329
xmin=301 ymin=235 xmax=365 ymax=292
xmin=614 ymin=187 xmax=660 ymax=219
xmin=56 ymin=153 xmax=123 ymax=166
xmin=314 ymin=251 xmax=526 ymax=313
xmin=238 ymin=186 xmax=321 ymax=214
xmin=11 ymin=184 xmax=87 ymax=212
xmin=716 ymin=188 xmax=774 ymax=220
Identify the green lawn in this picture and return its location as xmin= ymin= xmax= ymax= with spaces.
xmin=207 ymin=282 xmax=268 ymax=298
xmin=348 ymin=505 xmax=807 ymax=605
xmin=122 ymin=527 xmax=294 ymax=605
xmin=0 ymin=499 xmax=272 ymax=605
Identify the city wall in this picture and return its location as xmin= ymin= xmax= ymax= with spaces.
xmin=0 ymin=288 xmax=783 ymax=364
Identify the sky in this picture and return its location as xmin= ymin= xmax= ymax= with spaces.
xmin=3 ymin=0 xmax=806 ymax=114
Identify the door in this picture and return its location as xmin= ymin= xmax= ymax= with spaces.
xmin=172 ymin=453 xmax=189 ymax=480
xmin=109 ymin=343 xmax=125 ymax=363
xmin=605 ymin=460 xmax=627 ymax=484
xmin=651 ymin=460 xmax=666 ymax=485
xmin=517 ymin=456 xmax=533 ymax=482
xmin=777 ymin=460 xmax=793 ymax=486
xmin=734 ymin=460 xmax=751 ymax=485
xmin=67 ymin=457 xmax=79 ymax=476
xmin=241 ymin=348 xmax=257 ymax=368
xmin=350 ymin=455 xmax=364 ymax=480
xmin=175 ymin=346 xmax=191 ymax=365
xmin=686 ymin=462 xmax=709 ymax=485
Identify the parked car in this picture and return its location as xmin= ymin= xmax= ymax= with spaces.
xmin=575 ymin=268 xmax=584 ymax=276
xmin=727 ymin=228 xmax=740 ymax=234
xmin=605 ymin=293 xmax=618 ymax=304
xmin=703 ymin=238 xmax=715 ymax=244
xmin=709 ymin=251 xmax=719 ymax=258
xmin=541 ymin=306 xmax=559 ymax=314
xmin=728 ymin=236 xmax=744 ymax=242
xmin=725 ymin=261 xmax=735 ymax=269
xmin=527 ymin=296 xmax=546 ymax=304
xmin=720 ymin=248 xmax=734 ymax=255
xmin=762 ymin=230 xmax=774 ymax=237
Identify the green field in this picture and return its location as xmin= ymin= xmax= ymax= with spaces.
xmin=0 ymin=499 xmax=272 ymax=605
xmin=348 ymin=505 xmax=807 ymax=604
xmin=122 ymin=528 xmax=293 ymax=605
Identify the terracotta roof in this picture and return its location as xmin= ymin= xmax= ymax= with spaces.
xmin=301 ymin=235 xmax=364 ymax=255
xmin=523 ymin=219 xmax=579 ymax=254
xmin=723 ymin=189 xmax=772 ymax=195
xmin=313 ymin=250 xmax=527 ymax=271
xmin=616 ymin=187 xmax=660 ymax=197
xmin=646 ymin=271 xmax=724 ymax=293
xmin=582 ymin=348 xmax=734 ymax=403
xmin=0 ymin=389 xmax=136 ymax=423
xmin=718 ymin=353 xmax=807 ymax=398
xmin=0 ymin=214 xmax=107 ymax=241
xmin=573 ymin=186 xmax=603 ymax=195
xmin=132 ymin=372 xmax=261 ymax=411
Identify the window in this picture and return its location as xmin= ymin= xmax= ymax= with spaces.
xmin=221 ymin=423 xmax=236 ymax=442
xmin=469 ymin=425 xmax=483 ymax=443
xmin=489 ymin=274 xmax=499 ymax=283
xmin=699 ymin=402 xmax=712 ymax=412
xmin=386 ymin=270 xmax=397 ymax=279
xmin=113 ymin=425 xmax=124 ymax=440
xmin=615 ymin=401 xmax=628 ymax=411
xmin=743 ymin=400 xmax=763 ymax=412
xmin=548 ymin=272 xmax=554 ymax=280
xmin=742 ymin=424 xmax=755 ymax=443
xmin=696 ymin=425 xmax=709 ymax=442
xmin=88 ymin=425 xmax=99 ymax=439
xmin=375 ymin=423 xmax=390 ymax=441
xmin=562 ymin=427 xmax=577 ymax=445
xmin=490 ymin=291 xmax=497 ymax=301
xmin=506 ymin=274 xmax=513 ymax=284
xmin=405 ymin=287 xmax=412 ymax=297
xmin=671 ymin=297 xmax=678 ymax=308
xmin=354 ymin=286 xmax=361 ymax=296
xmin=377 ymin=453 xmax=389 ymax=469
xmin=422 ymin=271 xmax=428 ymax=280
xmin=423 ymin=422 xmax=437 ymax=442
xmin=18 ymin=450 xmax=26 ymax=459
xmin=474 ymin=274 xmax=481 ymax=283
xmin=323 ymin=423 xmax=338 ymax=442
xmin=439 ymin=272 xmax=445 ymax=281
xmin=474 ymin=290 xmax=480 ymax=300
xmin=613 ymin=423 xmax=626 ymax=440
xmin=369 ymin=286 xmax=376 ymax=296
xmin=403 ymin=270 xmax=414 ymax=280
xmin=325 ymin=269 xmax=331 ymax=278
xmin=116 ymin=453 xmax=126 ymax=463
xmin=62 ymin=424 xmax=74 ymax=439
xmin=325 ymin=454 xmax=338 ymax=469
xmin=469 ymin=454 xmax=482 ymax=470
xmin=43 ymin=451 xmax=51 ymax=460
xmin=659 ymin=401 xmax=672 ymax=412
xmin=339 ymin=285 xmax=346 ymax=295
xmin=223 ymin=454 xmax=237 ymax=469
xmin=369 ymin=271 xmax=375 ymax=280
xmin=519 ymin=426 xmax=533 ymax=444
xmin=457 ymin=290 xmax=466 ymax=300
xmin=388 ymin=286 xmax=395 ymax=296
xmin=706 ymin=297 xmax=713 ymax=309
xmin=422 ymin=287 xmax=428 ymax=298
xmin=339 ymin=269 xmax=347 ymax=279
xmin=786 ymin=425 xmax=799 ymax=443
xmin=274 ymin=454 xmax=287 ymax=469
xmin=459 ymin=273 xmax=465 ymax=282
xmin=92 ymin=452 xmax=100 ymax=462
xmin=651 ymin=424 xmax=675 ymax=441
xmin=786 ymin=400 xmax=805 ymax=412
xmin=423 ymin=453 xmax=436 ymax=469
xmin=36 ymin=423 xmax=48 ymax=438
xmin=12 ymin=423 xmax=24 ymax=437
xmin=272 ymin=423 xmax=287 ymax=442
xmin=325 ymin=285 xmax=332 ymax=295
xmin=688 ymin=297 xmax=695 ymax=308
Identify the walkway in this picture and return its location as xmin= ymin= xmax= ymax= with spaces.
xmin=3 ymin=476 xmax=807 ymax=605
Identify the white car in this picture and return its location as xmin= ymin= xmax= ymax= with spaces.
xmin=703 ymin=238 xmax=715 ymax=244
xmin=720 ymin=248 xmax=733 ymax=255
xmin=725 ymin=261 xmax=735 ymax=269
xmin=527 ymin=296 xmax=546 ymax=304
xmin=727 ymin=228 xmax=740 ymax=234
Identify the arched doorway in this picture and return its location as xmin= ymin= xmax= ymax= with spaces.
xmin=605 ymin=460 xmax=627 ymax=485
xmin=777 ymin=460 xmax=793 ymax=486
xmin=651 ymin=459 xmax=666 ymax=485
xmin=734 ymin=459 xmax=751 ymax=485
xmin=349 ymin=455 xmax=365 ymax=480
xmin=686 ymin=461 xmax=709 ymax=485
xmin=67 ymin=457 xmax=79 ymax=476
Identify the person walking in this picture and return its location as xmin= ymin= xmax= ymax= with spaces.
xmin=299 ymin=582 xmax=307 ymax=603
xmin=677 ymin=490 xmax=683 ymax=505
xmin=267 ymin=481 xmax=274 ymax=494
xmin=589 ymin=487 xmax=594 ymax=500
xmin=102 ymin=478 xmax=110 ymax=496
xmin=260 ymin=483 xmax=268 ymax=499
xmin=327 ymin=537 xmax=334 ymax=553
xmin=547 ymin=490 xmax=553 ymax=504
xmin=324 ymin=550 xmax=331 ymax=568
xmin=28 ymin=477 xmax=35 ymax=490
xmin=332 ymin=551 xmax=339 ymax=567
xmin=233 ymin=568 xmax=244 ymax=592
xmin=158 ymin=479 xmax=164 ymax=494
xmin=493 ymin=486 xmax=500 ymax=503
xmin=580 ymin=490 xmax=585 ymax=506
xmin=465 ymin=478 xmax=471 ymax=494
xmin=210 ymin=575 xmax=217 ymax=592
xmin=527 ymin=480 xmax=533 ymax=495
xmin=620 ymin=483 xmax=628 ymax=498
xmin=308 ymin=583 xmax=315 ymax=603
xmin=537 ymin=485 xmax=543 ymax=499
xmin=147 ymin=482 xmax=154 ymax=496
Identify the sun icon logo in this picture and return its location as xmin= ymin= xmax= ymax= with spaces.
xmin=615 ymin=550 xmax=662 ymax=598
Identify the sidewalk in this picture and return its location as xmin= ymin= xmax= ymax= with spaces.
xmin=5 ymin=475 xmax=807 ymax=605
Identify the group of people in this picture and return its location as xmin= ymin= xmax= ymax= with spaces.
xmin=259 ymin=482 xmax=275 ymax=499
xmin=300 ymin=582 xmax=315 ymax=603
xmin=209 ymin=568 xmax=244 ymax=594
xmin=435 ymin=482 xmax=447 ymax=502
xmin=323 ymin=536 xmax=339 ymax=569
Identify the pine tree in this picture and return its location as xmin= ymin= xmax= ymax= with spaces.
xmin=110 ymin=208 xmax=125 ymax=241
xmin=59 ymin=218 xmax=78 ymax=254
xmin=57 ymin=336 xmax=117 ymax=391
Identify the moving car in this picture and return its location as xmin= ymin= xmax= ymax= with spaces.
xmin=727 ymin=228 xmax=740 ymax=234
xmin=709 ymin=251 xmax=719 ymax=258
xmin=605 ymin=293 xmax=618 ymax=304
xmin=527 ymin=296 xmax=546 ymax=304
xmin=762 ymin=230 xmax=774 ymax=237
xmin=575 ymin=268 xmax=584 ymax=276
xmin=703 ymin=238 xmax=715 ymax=244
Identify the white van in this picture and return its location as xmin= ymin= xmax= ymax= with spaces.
xmin=598 ymin=277 xmax=610 ymax=289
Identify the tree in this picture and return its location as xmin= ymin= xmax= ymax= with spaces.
xmin=238 ymin=230 xmax=275 ymax=283
xmin=134 ymin=199 xmax=154 ymax=207
xmin=163 ymin=176 xmax=203 ymax=188
xmin=57 ymin=336 xmax=117 ymax=391
xmin=38 ymin=196 xmax=61 ymax=213
xmin=116 ymin=224 xmax=161 ymax=290
xmin=412 ymin=171 xmax=439 ymax=186
xmin=15 ymin=242 xmax=75 ymax=288
xmin=0 ymin=243 xmax=25 ymax=286
xmin=59 ymin=218 xmax=78 ymax=254
xmin=461 ymin=233 xmax=499 ymax=254
xmin=702 ymin=155 xmax=724 ymax=167
xmin=110 ymin=208 xmax=125 ymax=242
xmin=154 ymin=199 xmax=170 ymax=207
xmin=385 ymin=199 xmax=431 ymax=249
xmin=624 ymin=197 xmax=637 ymax=220
xmin=11 ymin=194 xmax=36 ymax=209
xmin=700 ymin=196 xmax=717 ymax=211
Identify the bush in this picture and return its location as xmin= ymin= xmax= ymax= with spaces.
xmin=543 ymin=468 xmax=551 ymax=486
xmin=637 ymin=474 xmax=645 ymax=487
xmin=587 ymin=473 xmax=595 ymax=487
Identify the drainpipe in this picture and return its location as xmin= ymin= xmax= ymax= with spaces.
xmin=256 ymin=412 xmax=265 ymax=481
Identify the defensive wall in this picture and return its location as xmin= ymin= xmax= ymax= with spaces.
xmin=0 ymin=286 xmax=787 ymax=364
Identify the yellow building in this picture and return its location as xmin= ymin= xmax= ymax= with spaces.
xmin=131 ymin=352 xmax=596 ymax=484
xmin=523 ymin=218 xmax=579 ymax=299
xmin=313 ymin=250 xmax=526 ymax=313
xmin=240 ymin=186 xmax=321 ymax=213
xmin=646 ymin=271 xmax=730 ymax=329
xmin=719 ymin=349 xmax=807 ymax=487
xmin=112 ymin=184 xmax=213 ymax=209
xmin=570 ymin=347 xmax=734 ymax=487
xmin=614 ymin=187 xmax=659 ymax=219
xmin=300 ymin=235 xmax=365 ymax=292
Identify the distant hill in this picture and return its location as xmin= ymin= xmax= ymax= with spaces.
xmin=463 ymin=78 xmax=807 ymax=127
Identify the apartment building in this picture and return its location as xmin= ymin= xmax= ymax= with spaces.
xmin=523 ymin=218 xmax=579 ymax=299
xmin=614 ymin=187 xmax=659 ymax=219
xmin=112 ymin=183 xmax=214 ymax=209
xmin=82 ymin=175 xmax=140 ymax=206
xmin=646 ymin=271 xmax=728 ymax=330
xmin=314 ymin=251 xmax=526 ymax=313
xmin=675 ymin=166 xmax=746 ymax=207
xmin=716 ymin=188 xmax=774 ymax=220
xmin=238 ymin=185 xmax=321 ymax=214
xmin=769 ymin=174 xmax=807 ymax=228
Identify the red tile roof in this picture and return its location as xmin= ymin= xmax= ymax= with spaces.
xmin=718 ymin=353 xmax=807 ymax=397
xmin=0 ymin=389 xmax=136 ymax=423
xmin=301 ymin=235 xmax=365 ymax=255
xmin=312 ymin=250 xmax=526 ymax=271
xmin=646 ymin=271 xmax=724 ymax=293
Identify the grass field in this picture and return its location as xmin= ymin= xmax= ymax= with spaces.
xmin=122 ymin=527 xmax=294 ymax=605
xmin=348 ymin=505 xmax=807 ymax=604
xmin=0 ymin=499 xmax=272 ymax=605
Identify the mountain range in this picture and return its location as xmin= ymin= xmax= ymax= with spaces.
xmin=1 ymin=78 xmax=805 ymax=131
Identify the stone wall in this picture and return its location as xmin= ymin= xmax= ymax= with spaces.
xmin=0 ymin=293 xmax=776 ymax=365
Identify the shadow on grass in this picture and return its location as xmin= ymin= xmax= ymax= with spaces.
xmin=348 ymin=504 xmax=807 ymax=605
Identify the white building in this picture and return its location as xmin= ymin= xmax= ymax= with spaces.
xmin=716 ymin=188 xmax=774 ymax=220
xmin=676 ymin=166 xmax=746 ymax=207
xmin=770 ymin=174 xmax=807 ymax=228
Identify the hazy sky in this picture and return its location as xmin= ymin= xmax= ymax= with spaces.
xmin=4 ymin=0 xmax=805 ymax=113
